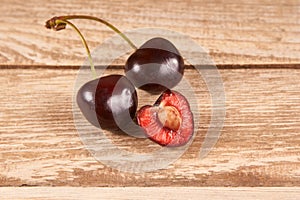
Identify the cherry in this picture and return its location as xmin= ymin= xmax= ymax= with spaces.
xmin=137 ymin=90 xmax=194 ymax=146
xmin=45 ymin=15 xmax=193 ymax=145
xmin=76 ymin=78 xmax=99 ymax=127
xmin=45 ymin=15 xmax=185 ymax=90
xmin=46 ymin=16 xmax=139 ymax=129
xmin=77 ymin=75 xmax=138 ymax=129
xmin=125 ymin=37 xmax=184 ymax=90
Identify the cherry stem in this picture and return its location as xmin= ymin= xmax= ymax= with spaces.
xmin=46 ymin=15 xmax=137 ymax=77
xmin=48 ymin=15 xmax=137 ymax=50
xmin=46 ymin=18 xmax=97 ymax=78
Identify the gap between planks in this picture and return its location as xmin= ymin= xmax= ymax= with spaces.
xmin=0 ymin=63 xmax=300 ymax=70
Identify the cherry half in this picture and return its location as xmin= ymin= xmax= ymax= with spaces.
xmin=77 ymin=75 xmax=138 ymax=129
xmin=137 ymin=90 xmax=194 ymax=146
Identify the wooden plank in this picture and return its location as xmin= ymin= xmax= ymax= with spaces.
xmin=0 ymin=65 xmax=300 ymax=186
xmin=0 ymin=0 xmax=299 ymax=66
xmin=0 ymin=187 xmax=300 ymax=200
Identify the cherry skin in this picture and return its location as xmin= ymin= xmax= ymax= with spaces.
xmin=76 ymin=78 xmax=99 ymax=127
xmin=125 ymin=37 xmax=184 ymax=90
xmin=77 ymin=75 xmax=138 ymax=129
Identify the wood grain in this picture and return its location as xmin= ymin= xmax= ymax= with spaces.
xmin=1 ymin=0 xmax=300 ymax=192
xmin=0 ymin=65 xmax=299 ymax=187
xmin=0 ymin=187 xmax=299 ymax=200
xmin=0 ymin=0 xmax=299 ymax=66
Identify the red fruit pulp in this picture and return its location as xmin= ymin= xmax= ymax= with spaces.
xmin=137 ymin=90 xmax=194 ymax=146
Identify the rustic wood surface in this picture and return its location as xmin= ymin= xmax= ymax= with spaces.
xmin=0 ymin=0 xmax=299 ymax=66
xmin=1 ymin=0 xmax=300 ymax=198
xmin=1 ymin=65 xmax=300 ymax=187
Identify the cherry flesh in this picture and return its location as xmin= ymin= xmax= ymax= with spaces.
xmin=137 ymin=90 xmax=194 ymax=146
xmin=125 ymin=37 xmax=184 ymax=90
xmin=77 ymin=75 xmax=138 ymax=129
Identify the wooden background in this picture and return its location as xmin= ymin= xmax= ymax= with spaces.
xmin=0 ymin=0 xmax=300 ymax=199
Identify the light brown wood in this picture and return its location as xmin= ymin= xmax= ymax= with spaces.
xmin=0 ymin=65 xmax=299 ymax=186
xmin=0 ymin=187 xmax=300 ymax=200
xmin=1 ymin=0 xmax=300 ymax=193
xmin=0 ymin=0 xmax=299 ymax=66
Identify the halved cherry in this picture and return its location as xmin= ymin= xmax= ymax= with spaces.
xmin=137 ymin=90 xmax=194 ymax=146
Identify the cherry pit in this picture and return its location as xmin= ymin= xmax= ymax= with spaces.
xmin=46 ymin=15 xmax=194 ymax=147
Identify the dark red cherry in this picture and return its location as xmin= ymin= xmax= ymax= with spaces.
xmin=77 ymin=78 xmax=99 ymax=128
xmin=125 ymin=37 xmax=184 ymax=90
xmin=77 ymin=75 xmax=138 ymax=129
xmin=137 ymin=90 xmax=194 ymax=146
xmin=46 ymin=16 xmax=185 ymax=90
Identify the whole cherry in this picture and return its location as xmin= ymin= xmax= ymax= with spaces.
xmin=77 ymin=75 xmax=138 ymax=129
xmin=46 ymin=16 xmax=139 ymax=129
xmin=45 ymin=15 xmax=185 ymax=90
xmin=125 ymin=37 xmax=184 ymax=90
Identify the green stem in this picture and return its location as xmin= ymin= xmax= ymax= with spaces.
xmin=57 ymin=15 xmax=137 ymax=50
xmin=45 ymin=15 xmax=137 ymax=77
xmin=50 ymin=19 xmax=97 ymax=78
